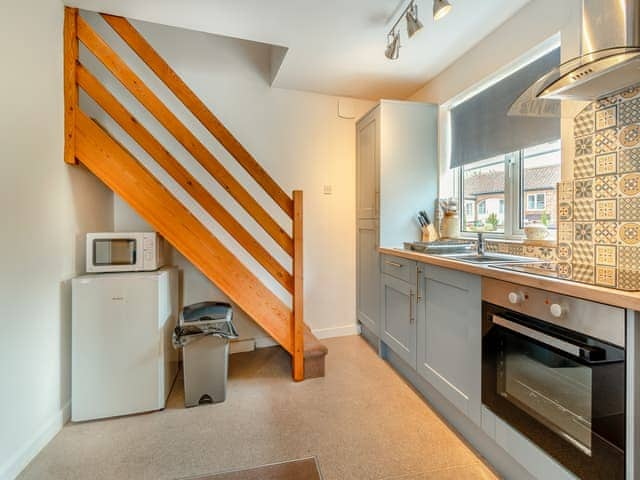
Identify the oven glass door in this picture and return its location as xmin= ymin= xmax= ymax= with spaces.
xmin=93 ymin=239 xmax=137 ymax=266
xmin=482 ymin=302 xmax=625 ymax=480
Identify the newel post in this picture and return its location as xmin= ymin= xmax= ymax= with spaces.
xmin=292 ymin=190 xmax=304 ymax=381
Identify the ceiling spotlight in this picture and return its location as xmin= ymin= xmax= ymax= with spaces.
xmin=433 ymin=0 xmax=452 ymax=21
xmin=406 ymin=1 xmax=424 ymax=38
xmin=385 ymin=30 xmax=401 ymax=60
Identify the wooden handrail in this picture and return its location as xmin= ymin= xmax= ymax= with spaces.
xmin=77 ymin=16 xmax=294 ymax=256
xmin=75 ymin=110 xmax=294 ymax=353
xmin=77 ymin=64 xmax=294 ymax=293
xmin=63 ymin=7 xmax=78 ymax=164
xmin=100 ymin=13 xmax=294 ymax=219
xmin=292 ymin=190 xmax=304 ymax=381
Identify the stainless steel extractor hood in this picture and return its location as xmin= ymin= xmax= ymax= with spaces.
xmin=512 ymin=0 xmax=640 ymax=111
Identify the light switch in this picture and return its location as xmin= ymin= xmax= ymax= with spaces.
xmin=323 ymin=184 xmax=333 ymax=195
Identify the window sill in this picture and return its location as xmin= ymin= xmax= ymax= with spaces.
xmin=485 ymin=237 xmax=557 ymax=248
xmin=458 ymin=232 xmax=557 ymax=248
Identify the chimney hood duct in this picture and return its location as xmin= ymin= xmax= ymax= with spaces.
xmin=511 ymin=0 xmax=640 ymax=114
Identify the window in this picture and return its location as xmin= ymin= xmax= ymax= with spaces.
xmin=521 ymin=142 xmax=561 ymax=229
xmin=458 ymin=139 xmax=561 ymax=236
xmin=461 ymin=156 xmax=505 ymax=233
xmin=450 ymin=44 xmax=562 ymax=237
xmin=527 ymin=194 xmax=545 ymax=210
xmin=464 ymin=201 xmax=474 ymax=218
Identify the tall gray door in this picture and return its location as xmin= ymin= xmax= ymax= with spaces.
xmin=357 ymin=219 xmax=380 ymax=335
xmin=356 ymin=107 xmax=379 ymax=220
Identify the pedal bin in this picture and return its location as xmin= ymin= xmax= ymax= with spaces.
xmin=173 ymin=302 xmax=238 ymax=407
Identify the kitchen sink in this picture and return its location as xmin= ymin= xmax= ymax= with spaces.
xmin=439 ymin=253 xmax=535 ymax=264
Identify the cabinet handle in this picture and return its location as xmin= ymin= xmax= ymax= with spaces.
xmin=409 ymin=290 xmax=415 ymax=323
xmin=385 ymin=260 xmax=403 ymax=268
xmin=416 ymin=267 xmax=422 ymax=303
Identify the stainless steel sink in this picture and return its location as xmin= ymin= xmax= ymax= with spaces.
xmin=439 ymin=253 xmax=535 ymax=264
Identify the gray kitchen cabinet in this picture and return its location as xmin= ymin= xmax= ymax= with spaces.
xmin=357 ymin=219 xmax=380 ymax=335
xmin=356 ymin=107 xmax=380 ymax=220
xmin=381 ymin=271 xmax=417 ymax=368
xmin=417 ymin=264 xmax=482 ymax=426
xmin=355 ymin=101 xmax=437 ymax=340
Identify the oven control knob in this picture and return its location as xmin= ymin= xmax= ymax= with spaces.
xmin=550 ymin=303 xmax=563 ymax=318
xmin=508 ymin=291 xmax=524 ymax=305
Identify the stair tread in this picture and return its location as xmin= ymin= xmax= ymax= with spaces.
xmin=303 ymin=328 xmax=328 ymax=359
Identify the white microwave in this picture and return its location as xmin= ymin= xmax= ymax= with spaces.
xmin=86 ymin=232 xmax=166 ymax=273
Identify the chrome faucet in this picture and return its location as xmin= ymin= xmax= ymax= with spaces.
xmin=477 ymin=232 xmax=485 ymax=256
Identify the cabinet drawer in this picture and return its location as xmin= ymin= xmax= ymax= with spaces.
xmin=381 ymin=255 xmax=416 ymax=284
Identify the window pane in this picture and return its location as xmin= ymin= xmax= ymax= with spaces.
xmin=521 ymin=140 xmax=561 ymax=229
xmin=462 ymin=156 xmax=505 ymax=233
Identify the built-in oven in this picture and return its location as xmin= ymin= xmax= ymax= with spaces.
xmin=482 ymin=278 xmax=626 ymax=480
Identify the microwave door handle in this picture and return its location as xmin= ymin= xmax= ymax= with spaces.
xmin=492 ymin=315 xmax=603 ymax=362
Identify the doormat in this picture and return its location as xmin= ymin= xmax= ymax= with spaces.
xmin=181 ymin=457 xmax=323 ymax=480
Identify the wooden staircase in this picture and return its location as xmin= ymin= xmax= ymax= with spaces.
xmin=63 ymin=8 xmax=326 ymax=381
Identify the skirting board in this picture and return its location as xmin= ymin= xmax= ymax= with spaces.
xmin=0 ymin=401 xmax=71 ymax=480
xmin=312 ymin=324 xmax=360 ymax=339
xmin=229 ymin=338 xmax=256 ymax=354
xmin=233 ymin=324 xmax=361 ymax=354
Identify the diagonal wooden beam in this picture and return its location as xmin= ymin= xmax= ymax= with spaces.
xmin=75 ymin=110 xmax=294 ymax=353
xmin=101 ymin=13 xmax=294 ymax=219
xmin=77 ymin=64 xmax=294 ymax=293
xmin=77 ymin=16 xmax=293 ymax=256
xmin=63 ymin=7 xmax=78 ymax=164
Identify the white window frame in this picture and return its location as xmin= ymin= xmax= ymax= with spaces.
xmin=456 ymin=152 xmax=520 ymax=238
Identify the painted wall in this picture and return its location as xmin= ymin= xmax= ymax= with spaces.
xmin=0 ymin=1 xmax=114 ymax=478
xmin=79 ymin=12 xmax=375 ymax=343
xmin=408 ymin=0 xmax=585 ymax=189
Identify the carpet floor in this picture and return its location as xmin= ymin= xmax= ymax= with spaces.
xmin=17 ymin=335 xmax=497 ymax=480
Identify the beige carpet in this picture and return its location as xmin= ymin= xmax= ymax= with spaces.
xmin=184 ymin=457 xmax=322 ymax=480
xmin=17 ymin=336 xmax=497 ymax=480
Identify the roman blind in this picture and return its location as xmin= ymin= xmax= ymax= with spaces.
xmin=450 ymin=48 xmax=561 ymax=169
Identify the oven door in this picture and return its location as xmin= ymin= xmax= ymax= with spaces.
xmin=482 ymin=302 xmax=625 ymax=480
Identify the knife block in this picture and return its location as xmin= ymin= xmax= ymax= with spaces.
xmin=421 ymin=224 xmax=438 ymax=242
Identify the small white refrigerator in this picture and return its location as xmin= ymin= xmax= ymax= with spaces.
xmin=71 ymin=267 xmax=179 ymax=421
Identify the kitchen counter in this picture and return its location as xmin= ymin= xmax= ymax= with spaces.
xmin=380 ymin=247 xmax=640 ymax=311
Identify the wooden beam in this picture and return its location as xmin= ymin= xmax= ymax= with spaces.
xmin=76 ymin=16 xmax=293 ymax=256
xmin=101 ymin=13 xmax=295 ymax=219
xmin=292 ymin=190 xmax=304 ymax=381
xmin=63 ymin=7 xmax=78 ymax=164
xmin=75 ymin=110 xmax=294 ymax=353
xmin=77 ymin=64 xmax=294 ymax=293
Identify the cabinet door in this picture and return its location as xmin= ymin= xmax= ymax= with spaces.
xmin=357 ymin=219 xmax=380 ymax=336
xmin=356 ymin=107 xmax=379 ymax=219
xmin=417 ymin=264 xmax=481 ymax=425
xmin=381 ymin=273 xmax=417 ymax=368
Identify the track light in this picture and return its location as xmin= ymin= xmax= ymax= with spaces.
xmin=385 ymin=1 xmax=454 ymax=59
xmin=406 ymin=2 xmax=424 ymax=38
xmin=433 ymin=0 xmax=452 ymax=21
xmin=385 ymin=30 xmax=401 ymax=60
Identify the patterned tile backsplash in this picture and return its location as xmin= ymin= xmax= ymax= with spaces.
xmin=557 ymin=84 xmax=640 ymax=290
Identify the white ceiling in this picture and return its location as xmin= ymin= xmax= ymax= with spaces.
xmin=68 ymin=0 xmax=532 ymax=99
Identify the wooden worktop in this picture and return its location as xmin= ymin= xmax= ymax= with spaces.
xmin=380 ymin=247 xmax=640 ymax=311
